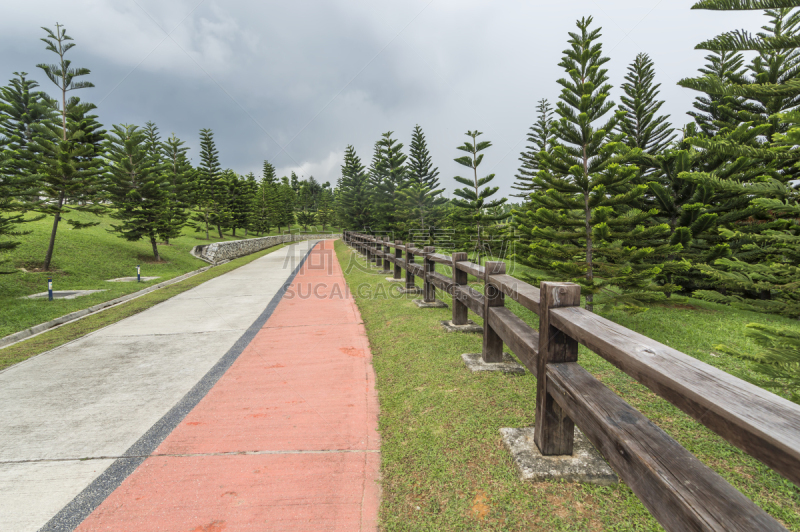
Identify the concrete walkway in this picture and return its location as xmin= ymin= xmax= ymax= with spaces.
xmin=0 ymin=240 xmax=380 ymax=531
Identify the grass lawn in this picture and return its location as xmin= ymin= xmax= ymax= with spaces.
xmin=333 ymin=240 xmax=800 ymax=530
xmin=0 ymin=241 xmax=294 ymax=371
xmin=0 ymin=210 xmax=339 ymax=338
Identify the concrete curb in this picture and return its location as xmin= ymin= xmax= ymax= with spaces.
xmin=0 ymin=266 xmax=214 ymax=350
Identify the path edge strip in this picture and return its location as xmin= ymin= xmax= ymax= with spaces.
xmin=0 ymin=266 xmax=217 ymax=350
xmin=37 ymin=241 xmax=322 ymax=532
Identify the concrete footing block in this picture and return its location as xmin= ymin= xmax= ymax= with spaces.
xmin=461 ymin=353 xmax=526 ymax=374
xmin=385 ymin=277 xmax=404 ymax=283
xmin=441 ymin=320 xmax=483 ymax=333
xmin=378 ymin=270 xmax=392 ymax=275
xmin=500 ymin=427 xmax=618 ymax=486
xmin=413 ymin=299 xmax=448 ymax=309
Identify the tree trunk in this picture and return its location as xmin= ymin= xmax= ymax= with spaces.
xmin=150 ymin=234 xmax=160 ymax=262
xmin=43 ymin=192 xmax=65 ymax=271
xmin=232 ymin=227 xmax=236 ymax=237
xmin=217 ymin=225 xmax=223 ymax=239
xmin=584 ymin=192 xmax=593 ymax=312
xmin=204 ymin=210 xmax=210 ymax=240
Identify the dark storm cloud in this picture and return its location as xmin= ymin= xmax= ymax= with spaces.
xmin=0 ymin=1 xmax=763 ymax=196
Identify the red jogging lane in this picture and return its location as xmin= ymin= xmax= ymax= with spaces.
xmin=76 ymin=241 xmax=380 ymax=531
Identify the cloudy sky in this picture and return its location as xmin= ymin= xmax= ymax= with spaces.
xmin=0 ymin=1 xmax=762 ymax=198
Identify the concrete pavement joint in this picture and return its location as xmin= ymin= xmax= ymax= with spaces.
xmin=37 ymin=242 xmax=320 ymax=532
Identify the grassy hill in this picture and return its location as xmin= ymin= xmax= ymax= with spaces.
xmin=0 ymin=212 xmax=337 ymax=338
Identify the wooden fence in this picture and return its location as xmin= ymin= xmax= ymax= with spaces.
xmin=343 ymin=231 xmax=800 ymax=532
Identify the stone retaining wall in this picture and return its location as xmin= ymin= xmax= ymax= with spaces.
xmin=191 ymin=234 xmax=341 ymax=264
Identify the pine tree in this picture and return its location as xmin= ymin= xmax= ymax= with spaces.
xmin=65 ymin=97 xmax=106 ymax=163
xmin=739 ymin=7 xmax=800 ymax=185
xmin=742 ymin=7 xmax=800 ymax=137
xmin=305 ymin=176 xmax=323 ymax=210
xmin=260 ymin=161 xmax=281 ymax=232
xmin=622 ymin=122 xmax=771 ymax=294
xmin=511 ymin=100 xmax=556 ymax=265
xmin=251 ymin=179 xmax=270 ymax=235
xmin=339 ymin=145 xmax=372 ymax=230
xmin=105 ymin=124 xmax=167 ymax=261
xmin=370 ymin=132 xmax=408 ymax=234
xmin=0 ymin=140 xmax=41 ymax=272
xmin=262 ymin=160 xmax=277 ymax=186
xmin=37 ymin=24 xmax=94 ymax=144
xmin=316 ymin=188 xmax=335 ymax=231
xmin=35 ymin=23 xmax=101 ymax=271
xmin=619 ymin=53 xmax=676 ymax=155
xmin=407 ymin=125 xmax=440 ymax=189
xmin=0 ymin=72 xmax=55 ymax=179
xmin=451 ymin=130 xmax=508 ymax=262
xmin=0 ymin=73 xmax=50 ymax=260
xmin=677 ymin=0 xmax=800 ymax=314
xmin=686 ymin=50 xmax=748 ymax=136
xmin=512 ymin=17 xmax=678 ymax=312
xmin=191 ymin=128 xmax=226 ymax=239
xmin=401 ymin=125 xmax=445 ymax=231
xmin=512 ymin=99 xmax=555 ymax=200
xmin=242 ymin=172 xmax=258 ymax=236
xmin=278 ymin=182 xmax=296 ymax=232
xmin=143 ymin=122 xmax=163 ymax=168
xmin=298 ymin=180 xmax=314 ymax=212
xmin=689 ymin=121 xmax=800 ymax=316
xmin=222 ymin=170 xmax=248 ymax=237
xmin=159 ymin=133 xmax=193 ymax=244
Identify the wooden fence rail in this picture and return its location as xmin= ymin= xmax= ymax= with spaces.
xmin=343 ymin=231 xmax=800 ymax=532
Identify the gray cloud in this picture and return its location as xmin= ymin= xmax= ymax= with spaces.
xmin=1 ymin=1 xmax=764 ymax=196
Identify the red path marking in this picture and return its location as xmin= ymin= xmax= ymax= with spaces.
xmin=77 ymin=241 xmax=380 ymax=531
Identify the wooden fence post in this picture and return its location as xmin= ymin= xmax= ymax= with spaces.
xmin=535 ymin=282 xmax=581 ymax=456
xmin=374 ymin=237 xmax=381 ymax=266
xmin=482 ymin=261 xmax=506 ymax=363
xmin=394 ymin=240 xmax=403 ymax=280
xmin=405 ymin=242 xmax=415 ymax=291
xmin=451 ymin=252 xmax=469 ymax=326
xmin=423 ymin=246 xmax=435 ymax=303
xmin=383 ymin=238 xmax=391 ymax=272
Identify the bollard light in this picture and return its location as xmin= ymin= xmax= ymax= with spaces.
xmin=137 ymin=265 xmax=141 ymax=283
xmin=48 ymin=278 xmax=53 ymax=301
